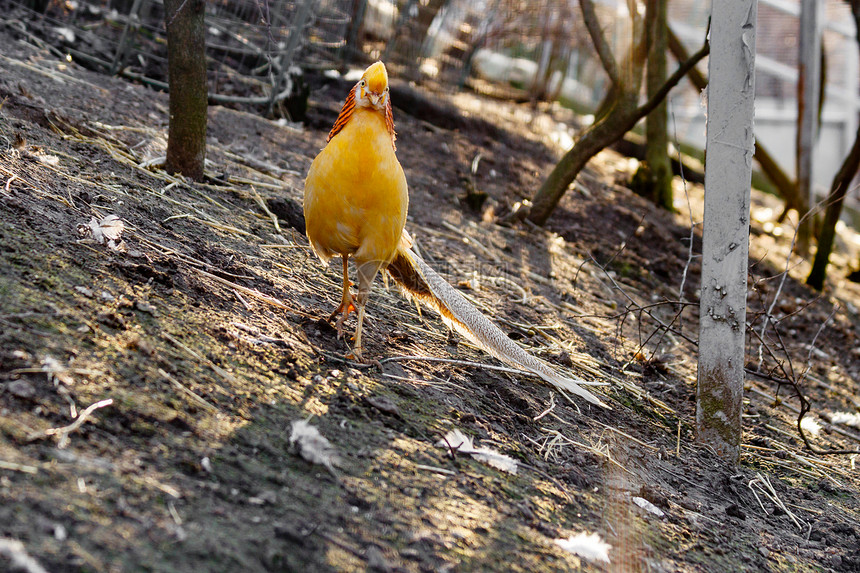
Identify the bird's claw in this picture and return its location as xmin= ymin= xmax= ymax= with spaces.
xmin=345 ymin=348 xmax=364 ymax=362
xmin=327 ymin=296 xmax=357 ymax=339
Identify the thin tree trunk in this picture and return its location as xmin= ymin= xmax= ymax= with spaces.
xmin=645 ymin=0 xmax=672 ymax=210
xmin=796 ymin=0 xmax=823 ymax=254
xmin=696 ymin=0 xmax=758 ymax=462
xmin=164 ymin=0 xmax=208 ymax=180
xmin=806 ymin=0 xmax=860 ymax=290
xmin=667 ymin=27 xmax=802 ymax=216
xmin=526 ymin=39 xmax=709 ymax=226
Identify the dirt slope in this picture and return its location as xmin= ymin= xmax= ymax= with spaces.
xmin=1 ymin=27 xmax=859 ymax=572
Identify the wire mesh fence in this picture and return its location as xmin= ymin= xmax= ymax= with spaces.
xmin=1 ymin=0 xmax=354 ymax=112
xmin=1 ymin=0 xmax=857 ymax=172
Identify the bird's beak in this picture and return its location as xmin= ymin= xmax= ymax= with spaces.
xmin=369 ymin=93 xmax=381 ymax=106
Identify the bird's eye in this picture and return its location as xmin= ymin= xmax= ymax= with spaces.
xmin=359 ymin=80 xmax=366 ymax=87
xmin=384 ymin=86 xmax=389 ymax=93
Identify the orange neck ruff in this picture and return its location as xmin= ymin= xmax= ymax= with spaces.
xmin=327 ymin=85 xmax=397 ymax=150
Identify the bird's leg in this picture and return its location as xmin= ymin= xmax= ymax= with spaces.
xmin=349 ymin=260 xmax=383 ymax=361
xmin=328 ymin=254 xmax=355 ymax=338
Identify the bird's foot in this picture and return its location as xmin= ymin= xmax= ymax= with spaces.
xmin=345 ymin=347 xmax=364 ymax=362
xmin=327 ymin=296 xmax=357 ymax=339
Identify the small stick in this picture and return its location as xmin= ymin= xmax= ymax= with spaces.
xmin=158 ymin=368 xmax=218 ymax=413
xmin=250 ymin=185 xmax=281 ymax=233
xmin=414 ymin=464 xmax=456 ymax=476
xmin=4 ymin=174 xmax=18 ymax=193
xmin=36 ymin=399 xmax=113 ymax=448
xmin=233 ymin=289 xmax=253 ymax=311
xmin=0 ymin=460 xmax=38 ymax=474
xmin=533 ymin=392 xmax=556 ymax=421
xmin=194 ymin=268 xmax=291 ymax=310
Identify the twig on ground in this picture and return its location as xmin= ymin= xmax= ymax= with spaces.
xmin=163 ymin=331 xmax=240 ymax=386
xmin=250 ymin=185 xmax=282 ymax=233
xmin=33 ymin=398 xmax=113 ymax=448
xmin=194 ymin=268 xmax=292 ymax=310
xmin=748 ymin=473 xmax=806 ymax=532
xmin=157 ymin=368 xmax=218 ymax=413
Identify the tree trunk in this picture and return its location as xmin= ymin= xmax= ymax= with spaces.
xmin=667 ymin=27 xmax=802 ymax=216
xmin=806 ymin=123 xmax=860 ymax=289
xmin=526 ymin=36 xmax=709 ymax=226
xmin=645 ymin=0 xmax=673 ymax=211
xmin=528 ymin=95 xmax=640 ymax=226
xmin=164 ymin=0 xmax=208 ymax=181
xmin=795 ymin=0 xmax=823 ymax=253
xmin=696 ymin=0 xmax=758 ymax=463
xmin=806 ymin=0 xmax=860 ymax=290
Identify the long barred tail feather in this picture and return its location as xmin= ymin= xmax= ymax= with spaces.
xmin=386 ymin=246 xmax=608 ymax=408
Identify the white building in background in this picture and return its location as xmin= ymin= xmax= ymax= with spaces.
xmin=669 ymin=0 xmax=859 ymax=200
xmin=424 ymin=0 xmax=860 ymax=215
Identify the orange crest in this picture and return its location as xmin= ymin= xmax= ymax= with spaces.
xmin=327 ymin=62 xmax=397 ymax=149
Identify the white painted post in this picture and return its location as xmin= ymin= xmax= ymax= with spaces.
xmin=796 ymin=0 xmax=822 ymax=244
xmin=697 ymin=0 xmax=758 ymax=461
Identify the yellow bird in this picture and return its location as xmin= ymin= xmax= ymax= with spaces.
xmin=304 ymin=62 xmax=605 ymax=407
xmin=304 ymin=61 xmax=406 ymax=359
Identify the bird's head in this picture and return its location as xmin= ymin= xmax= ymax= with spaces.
xmin=327 ymin=61 xmax=396 ymax=148
xmin=355 ymin=61 xmax=390 ymax=111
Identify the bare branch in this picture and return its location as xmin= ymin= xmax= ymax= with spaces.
xmin=579 ymin=0 xmax=621 ymax=86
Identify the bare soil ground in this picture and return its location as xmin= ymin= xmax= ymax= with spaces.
xmin=1 ymin=24 xmax=860 ymax=573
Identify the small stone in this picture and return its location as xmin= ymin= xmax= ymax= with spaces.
xmin=74 ymin=286 xmax=94 ymax=297
xmin=831 ymin=555 xmax=842 ymax=568
xmin=758 ymin=547 xmax=769 ymax=559
xmin=365 ymin=395 xmax=399 ymax=416
xmin=256 ymin=490 xmax=277 ymax=504
xmin=328 ymin=369 xmax=342 ymax=378
xmin=53 ymin=524 xmax=67 ymax=541
xmin=135 ymin=300 xmax=156 ymax=314
xmin=725 ymin=503 xmax=746 ymax=520
xmin=8 ymin=379 xmax=36 ymax=399
xmin=365 ymin=545 xmax=392 ymax=573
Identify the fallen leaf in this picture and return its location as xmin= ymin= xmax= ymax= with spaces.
xmin=36 ymin=154 xmax=60 ymax=166
xmin=554 ymin=532 xmax=611 ymax=563
xmin=830 ymin=412 xmax=860 ymax=428
xmin=41 ymin=356 xmax=74 ymax=386
xmin=632 ymin=496 xmax=665 ymax=517
xmin=289 ymin=420 xmax=339 ymax=471
xmin=437 ymin=429 xmax=518 ymax=474
xmin=800 ymin=416 xmax=821 ymax=437
xmin=78 ymin=214 xmax=126 ymax=252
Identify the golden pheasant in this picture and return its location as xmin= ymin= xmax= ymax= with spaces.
xmin=304 ymin=62 xmax=605 ymax=407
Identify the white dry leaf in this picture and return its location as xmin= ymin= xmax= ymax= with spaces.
xmin=53 ymin=26 xmax=76 ymax=43
xmin=99 ymin=215 xmax=124 ymax=241
xmin=800 ymin=415 xmax=821 ymax=437
xmin=0 ymin=538 xmax=50 ymax=573
xmin=554 ymin=532 xmax=612 ymax=564
xmin=289 ymin=420 xmax=339 ymax=471
xmin=36 ymin=154 xmax=60 ymax=166
xmin=78 ymin=215 xmax=127 ymax=252
xmin=632 ymin=496 xmax=665 ymax=517
xmin=437 ymin=429 xmax=518 ymax=474
xmin=41 ymin=356 xmax=74 ymax=386
xmin=830 ymin=412 xmax=860 ymax=428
